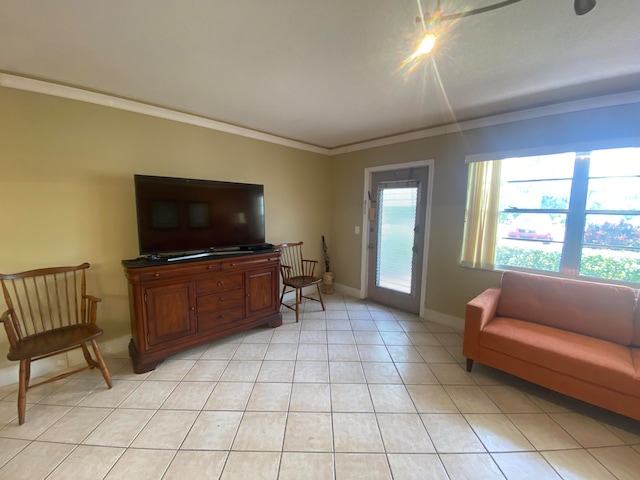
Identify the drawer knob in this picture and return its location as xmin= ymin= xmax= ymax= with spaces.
xmin=207 ymin=266 xmax=214 ymax=270
xmin=218 ymin=314 xmax=225 ymax=320
xmin=218 ymin=297 xmax=225 ymax=303
xmin=153 ymin=273 xmax=160 ymax=277
xmin=217 ymin=280 xmax=224 ymax=286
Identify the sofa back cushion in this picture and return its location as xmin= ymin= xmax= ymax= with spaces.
xmin=496 ymin=271 xmax=635 ymax=345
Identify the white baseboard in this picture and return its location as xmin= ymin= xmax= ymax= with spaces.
xmin=324 ymin=283 xmax=464 ymax=331
xmin=0 ymin=335 xmax=130 ymax=388
xmin=280 ymin=283 xmax=360 ymax=304
xmin=0 ymin=357 xmax=59 ymax=388
xmin=333 ymin=282 xmax=363 ymax=299
xmin=324 ymin=284 xmax=464 ymax=332
xmin=422 ymin=308 xmax=465 ymax=331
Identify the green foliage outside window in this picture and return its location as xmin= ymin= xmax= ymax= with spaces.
xmin=496 ymin=247 xmax=560 ymax=272
xmin=583 ymin=220 xmax=640 ymax=248
xmin=580 ymin=253 xmax=640 ymax=282
xmin=495 ymin=246 xmax=561 ymax=273
xmin=496 ymin=246 xmax=640 ymax=283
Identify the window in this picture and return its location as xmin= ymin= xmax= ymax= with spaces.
xmin=462 ymin=147 xmax=640 ymax=283
xmin=375 ymin=183 xmax=418 ymax=294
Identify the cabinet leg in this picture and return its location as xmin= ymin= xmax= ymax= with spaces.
xmin=128 ymin=339 xmax=165 ymax=374
xmin=268 ymin=315 xmax=283 ymax=328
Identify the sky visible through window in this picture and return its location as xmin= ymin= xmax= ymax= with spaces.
xmin=495 ymin=147 xmax=640 ymax=282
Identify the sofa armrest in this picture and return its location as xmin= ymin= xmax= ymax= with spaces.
xmin=462 ymin=287 xmax=501 ymax=360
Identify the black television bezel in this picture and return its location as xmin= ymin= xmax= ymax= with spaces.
xmin=133 ymin=174 xmax=266 ymax=256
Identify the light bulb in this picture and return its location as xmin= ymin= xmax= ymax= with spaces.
xmin=414 ymin=34 xmax=436 ymax=57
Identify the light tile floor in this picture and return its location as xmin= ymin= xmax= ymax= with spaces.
xmin=0 ymin=294 xmax=639 ymax=479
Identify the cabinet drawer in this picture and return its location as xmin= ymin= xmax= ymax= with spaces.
xmin=140 ymin=262 xmax=221 ymax=282
xmin=198 ymin=307 xmax=245 ymax=332
xmin=196 ymin=273 xmax=243 ymax=295
xmin=197 ymin=289 xmax=244 ymax=313
xmin=221 ymin=254 xmax=279 ymax=271
xmin=140 ymin=270 xmax=170 ymax=282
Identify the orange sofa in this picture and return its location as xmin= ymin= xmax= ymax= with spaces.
xmin=463 ymin=270 xmax=640 ymax=421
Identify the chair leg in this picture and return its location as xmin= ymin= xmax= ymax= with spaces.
xmin=24 ymin=358 xmax=31 ymax=388
xmin=17 ymin=359 xmax=29 ymax=425
xmin=91 ymin=340 xmax=113 ymax=389
xmin=279 ymin=284 xmax=287 ymax=309
xmin=295 ymin=288 xmax=300 ymax=322
xmin=81 ymin=343 xmax=97 ymax=368
xmin=315 ymin=283 xmax=326 ymax=311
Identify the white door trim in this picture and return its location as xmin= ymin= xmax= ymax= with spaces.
xmin=361 ymin=159 xmax=435 ymax=318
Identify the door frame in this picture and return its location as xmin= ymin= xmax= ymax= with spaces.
xmin=360 ymin=160 xmax=434 ymax=318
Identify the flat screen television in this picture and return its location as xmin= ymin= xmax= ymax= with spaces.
xmin=134 ymin=174 xmax=266 ymax=256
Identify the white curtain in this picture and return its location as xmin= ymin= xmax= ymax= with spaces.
xmin=460 ymin=160 xmax=502 ymax=269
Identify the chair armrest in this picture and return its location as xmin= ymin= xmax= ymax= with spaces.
xmin=462 ymin=287 xmax=501 ymax=360
xmin=301 ymin=259 xmax=318 ymax=276
xmin=0 ymin=309 xmax=19 ymax=348
xmin=280 ymin=265 xmax=292 ymax=279
xmin=83 ymin=295 xmax=102 ymax=325
xmin=85 ymin=295 xmax=102 ymax=304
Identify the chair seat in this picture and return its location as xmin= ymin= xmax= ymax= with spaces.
xmin=1 ymin=263 xmax=113 ymax=424
xmin=7 ymin=324 xmax=104 ymax=361
xmin=276 ymin=242 xmax=326 ymax=323
xmin=283 ymin=275 xmax=322 ymax=289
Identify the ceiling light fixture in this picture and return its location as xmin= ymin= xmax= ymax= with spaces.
xmin=574 ymin=0 xmax=596 ymax=16
xmin=413 ymin=0 xmax=596 ymax=57
xmin=413 ymin=0 xmax=523 ymax=56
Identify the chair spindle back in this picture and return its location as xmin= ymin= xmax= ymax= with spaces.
xmin=279 ymin=242 xmax=315 ymax=279
xmin=0 ymin=263 xmax=90 ymax=341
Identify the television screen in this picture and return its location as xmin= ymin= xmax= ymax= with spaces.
xmin=134 ymin=174 xmax=266 ymax=255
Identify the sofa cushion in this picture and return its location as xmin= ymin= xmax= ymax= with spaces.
xmin=480 ymin=317 xmax=637 ymax=398
xmin=496 ymin=271 xmax=635 ymax=345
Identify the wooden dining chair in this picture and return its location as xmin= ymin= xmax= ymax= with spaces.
xmin=0 ymin=263 xmax=112 ymax=425
xmin=276 ymin=242 xmax=325 ymax=322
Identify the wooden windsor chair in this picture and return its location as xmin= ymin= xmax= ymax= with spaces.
xmin=276 ymin=242 xmax=325 ymax=322
xmin=0 ymin=263 xmax=112 ymax=424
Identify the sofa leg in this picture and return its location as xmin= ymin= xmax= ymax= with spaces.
xmin=466 ymin=358 xmax=474 ymax=372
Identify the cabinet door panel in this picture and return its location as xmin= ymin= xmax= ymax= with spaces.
xmin=246 ymin=268 xmax=278 ymax=317
xmin=145 ymin=281 xmax=196 ymax=346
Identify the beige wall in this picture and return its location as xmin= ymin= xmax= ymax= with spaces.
xmin=329 ymin=102 xmax=640 ymax=319
xmin=0 ymin=86 xmax=329 ymax=376
xmin=2 ymin=84 xmax=640 ymax=381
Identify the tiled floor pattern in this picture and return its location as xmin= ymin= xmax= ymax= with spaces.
xmin=0 ymin=294 xmax=639 ymax=479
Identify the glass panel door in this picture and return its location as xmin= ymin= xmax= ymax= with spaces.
xmin=367 ymin=167 xmax=429 ymax=313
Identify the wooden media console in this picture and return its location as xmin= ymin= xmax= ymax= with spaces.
xmin=123 ymin=250 xmax=282 ymax=373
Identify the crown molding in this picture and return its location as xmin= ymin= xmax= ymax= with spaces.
xmin=329 ymin=90 xmax=640 ymax=155
xmin=0 ymin=73 xmax=330 ymax=156
xmin=3 ymin=73 xmax=640 ymax=157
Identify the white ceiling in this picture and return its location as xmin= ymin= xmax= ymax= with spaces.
xmin=1 ymin=0 xmax=640 ymax=149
